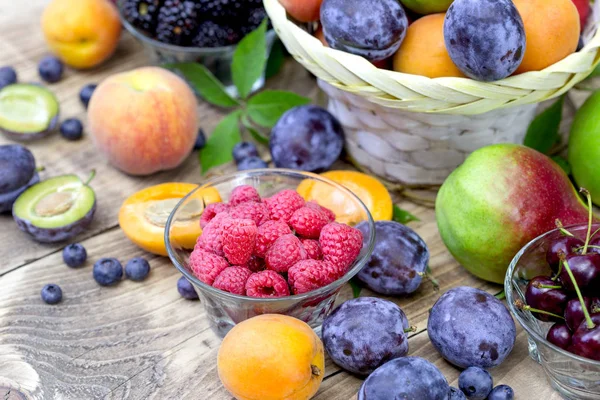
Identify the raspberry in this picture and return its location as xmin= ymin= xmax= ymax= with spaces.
xmin=196 ymin=212 xmax=229 ymax=256
xmin=229 ymin=201 xmax=270 ymax=226
xmin=245 ymin=270 xmax=290 ymax=298
xmin=288 ymin=260 xmax=340 ymax=294
xmin=320 ymin=222 xmax=364 ymax=272
xmin=254 ymin=220 xmax=292 ymax=258
xmin=200 ymin=202 xmax=230 ymax=228
xmin=306 ymin=200 xmax=336 ymax=222
xmin=265 ymin=234 xmax=307 ymax=273
xmin=289 ymin=206 xmax=329 ymax=239
xmin=229 ymin=185 xmax=261 ymax=206
xmin=222 ymin=218 xmax=257 ymax=265
xmin=189 ymin=248 xmax=229 ymax=285
xmin=301 ymin=239 xmax=323 ymax=260
xmin=240 ymin=255 xmax=265 ymax=272
xmin=213 ymin=266 xmax=252 ymax=295
xmin=264 ymin=189 xmax=305 ymax=223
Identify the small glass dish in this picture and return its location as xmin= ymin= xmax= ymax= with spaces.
xmin=165 ymin=169 xmax=376 ymax=338
xmin=505 ymin=224 xmax=600 ymax=400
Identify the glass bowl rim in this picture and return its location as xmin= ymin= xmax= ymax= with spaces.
xmin=165 ymin=168 xmax=377 ymax=303
xmin=504 ymin=223 xmax=600 ymax=366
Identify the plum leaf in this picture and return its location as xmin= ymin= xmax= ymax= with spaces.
xmin=393 ymin=205 xmax=420 ymax=224
xmin=265 ymin=39 xmax=286 ymax=80
xmin=524 ymin=96 xmax=564 ymax=154
xmin=349 ymin=278 xmax=363 ymax=298
xmin=232 ymin=20 xmax=267 ymax=99
xmin=247 ymin=90 xmax=311 ymax=128
xmin=199 ymin=111 xmax=242 ymax=174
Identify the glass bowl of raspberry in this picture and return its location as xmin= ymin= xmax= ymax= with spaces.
xmin=165 ymin=169 xmax=376 ymax=338
xmin=117 ymin=0 xmax=276 ymax=96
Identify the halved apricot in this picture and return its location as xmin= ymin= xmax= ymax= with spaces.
xmin=119 ymin=183 xmax=221 ymax=256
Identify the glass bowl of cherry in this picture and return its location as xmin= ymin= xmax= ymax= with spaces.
xmin=506 ymin=220 xmax=600 ymax=400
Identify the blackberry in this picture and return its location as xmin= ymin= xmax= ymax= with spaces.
xmin=191 ymin=20 xmax=239 ymax=47
xmin=239 ymin=6 xmax=267 ymax=35
xmin=156 ymin=0 xmax=200 ymax=45
xmin=197 ymin=0 xmax=246 ymax=21
xmin=122 ymin=0 xmax=163 ymax=34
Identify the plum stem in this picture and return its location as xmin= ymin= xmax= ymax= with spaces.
xmin=421 ymin=266 xmax=439 ymax=292
xmin=580 ymin=188 xmax=593 ymax=255
xmin=84 ymin=169 xmax=96 ymax=186
xmin=514 ymin=299 xmax=565 ymax=320
xmin=560 ymin=254 xmax=596 ymax=329
xmin=404 ymin=326 xmax=417 ymax=334
xmin=532 ymin=281 xmax=563 ymax=290
xmin=35 ymin=166 xmax=45 ymax=173
xmin=555 ymin=219 xmax=574 ymax=237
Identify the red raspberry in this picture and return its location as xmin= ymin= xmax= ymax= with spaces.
xmin=245 ymin=270 xmax=290 ymax=298
xmin=189 ymin=248 xmax=229 ymax=285
xmin=229 ymin=201 xmax=270 ymax=226
xmin=288 ymin=259 xmax=340 ymax=294
xmin=301 ymin=239 xmax=323 ymax=260
xmin=213 ymin=266 xmax=252 ymax=295
xmin=240 ymin=255 xmax=265 ymax=272
xmin=289 ymin=206 xmax=329 ymax=239
xmin=320 ymin=222 xmax=364 ymax=272
xmin=254 ymin=220 xmax=292 ymax=258
xmin=229 ymin=185 xmax=261 ymax=206
xmin=196 ymin=212 xmax=230 ymax=256
xmin=200 ymin=202 xmax=230 ymax=228
xmin=264 ymin=189 xmax=305 ymax=223
xmin=306 ymin=200 xmax=336 ymax=222
xmin=265 ymin=234 xmax=307 ymax=273
xmin=222 ymin=218 xmax=257 ymax=265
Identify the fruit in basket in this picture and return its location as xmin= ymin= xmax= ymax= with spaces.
xmin=122 ymin=0 xmax=163 ymax=34
xmin=355 ymin=221 xmax=429 ymax=296
xmin=436 ymin=144 xmax=591 ymax=284
xmin=38 ymin=56 xmax=64 ymax=83
xmin=119 ymin=183 xmax=221 ymax=256
xmin=547 ymin=323 xmax=572 ymax=350
xmin=512 ymin=0 xmax=580 ymax=74
xmin=0 ymin=66 xmax=17 ymax=90
xmin=399 ymin=0 xmax=454 ymax=14
xmin=358 ymin=357 xmax=450 ymax=400
xmin=218 ymin=314 xmax=324 ymax=400
xmin=444 ymin=0 xmax=526 ymax=81
xmin=279 ymin=0 xmax=322 ymax=22
xmin=571 ymin=313 xmax=600 ymax=361
xmin=13 ymin=172 xmax=96 ymax=243
xmin=88 ymin=67 xmax=198 ymax=175
xmin=0 ymin=145 xmax=40 ymax=213
xmin=394 ymin=13 xmax=465 ymax=78
xmin=156 ymin=0 xmax=200 ymax=46
xmin=191 ymin=20 xmax=239 ymax=48
xmin=547 ymin=236 xmax=585 ymax=272
xmin=322 ymin=297 xmax=411 ymax=376
xmin=559 ymin=253 xmax=600 ymax=293
xmin=458 ymin=367 xmax=493 ymax=400
xmin=41 ymin=0 xmax=121 ymax=68
xmin=572 ymin=0 xmax=591 ymax=31
xmin=428 ymin=287 xmax=516 ymax=369
xmin=565 ymin=297 xmax=594 ymax=331
xmin=270 ymin=105 xmax=345 ymax=173
xmin=320 ymin=0 xmax=409 ymax=62
xmin=524 ymin=276 xmax=569 ymax=322
xmin=0 ymin=84 xmax=60 ymax=142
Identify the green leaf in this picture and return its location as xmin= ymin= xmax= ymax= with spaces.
xmin=349 ymin=278 xmax=362 ymax=298
xmin=393 ymin=205 xmax=421 ymax=224
xmin=242 ymin=115 xmax=270 ymax=145
xmin=200 ymin=111 xmax=242 ymax=174
xmin=265 ymin=39 xmax=286 ymax=80
xmin=552 ymin=156 xmax=572 ymax=175
xmin=232 ymin=20 xmax=268 ymax=99
xmin=247 ymin=90 xmax=311 ymax=128
xmin=165 ymin=63 xmax=239 ymax=108
xmin=524 ymin=96 xmax=564 ymax=154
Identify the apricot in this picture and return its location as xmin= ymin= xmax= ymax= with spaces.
xmin=513 ymin=0 xmax=580 ymax=73
xmin=41 ymin=0 xmax=121 ymax=69
xmin=119 ymin=183 xmax=221 ymax=256
xmin=393 ymin=13 xmax=465 ymax=78
xmin=279 ymin=0 xmax=323 ymax=22
xmin=218 ymin=314 xmax=325 ymax=400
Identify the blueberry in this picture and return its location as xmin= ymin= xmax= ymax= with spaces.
xmin=358 ymin=357 xmax=450 ymax=400
xmin=458 ymin=367 xmax=493 ymax=400
xmin=125 ymin=257 xmax=151 ymax=281
xmin=321 ymin=0 xmax=408 ymax=62
xmin=79 ymin=84 xmax=97 ymax=108
xmin=444 ymin=0 xmax=525 ymax=81
xmin=0 ymin=66 xmax=17 ymax=90
xmin=487 ymin=385 xmax=514 ymax=400
xmin=62 ymin=243 xmax=87 ymax=268
xmin=177 ymin=276 xmax=199 ymax=300
xmin=237 ymin=156 xmax=268 ymax=171
xmin=355 ymin=221 xmax=429 ymax=296
xmin=41 ymin=284 xmax=62 ymax=304
xmin=232 ymin=141 xmax=259 ymax=164
xmin=93 ymin=258 xmax=123 ymax=286
xmin=194 ymin=129 xmax=207 ymax=150
xmin=322 ymin=297 xmax=410 ymax=376
xmin=38 ymin=56 xmax=64 ymax=83
xmin=448 ymin=386 xmax=467 ymax=399
xmin=60 ymin=118 xmax=84 ymax=141
xmin=270 ymin=105 xmax=344 ymax=172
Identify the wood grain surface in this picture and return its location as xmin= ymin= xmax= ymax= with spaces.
xmin=0 ymin=1 xmax=564 ymax=399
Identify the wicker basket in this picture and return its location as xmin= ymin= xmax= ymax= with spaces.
xmin=264 ymin=0 xmax=600 ymax=186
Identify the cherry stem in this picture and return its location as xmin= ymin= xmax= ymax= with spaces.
xmin=580 ymin=188 xmax=593 ymax=255
xmin=552 ymin=261 xmax=563 ymax=282
xmin=532 ymin=282 xmax=563 ymax=290
xmin=555 ymin=219 xmax=575 ymax=237
xmin=404 ymin=326 xmax=417 ymax=334
xmin=590 ymin=227 xmax=600 ymax=241
xmin=514 ymin=299 xmax=565 ymax=320
xmin=593 ymin=305 xmax=600 ymax=314
xmin=561 ymin=255 xmax=596 ymax=329
xmin=575 ymin=245 xmax=600 ymax=251
xmin=84 ymin=169 xmax=96 ymax=186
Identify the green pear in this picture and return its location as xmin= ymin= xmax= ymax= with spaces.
xmin=400 ymin=0 xmax=454 ymax=14
xmin=436 ymin=144 xmax=590 ymax=283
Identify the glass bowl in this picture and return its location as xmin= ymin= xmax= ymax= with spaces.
xmin=505 ymin=224 xmax=600 ymax=400
xmin=165 ymin=169 xmax=376 ymax=338
xmin=116 ymin=1 xmax=276 ymax=96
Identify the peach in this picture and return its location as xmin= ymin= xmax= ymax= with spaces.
xmin=280 ymin=0 xmax=323 ymax=22
xmin=218 ymin=314 xmax=325 ymax=400
xmin=41 ymin=0 xmax=121 ymax=69
xmin=88 ymin=67 xmax=199 ymax=176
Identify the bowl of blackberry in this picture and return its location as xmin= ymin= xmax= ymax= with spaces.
xmin=118 ymin=0 xmax=276 ymax=94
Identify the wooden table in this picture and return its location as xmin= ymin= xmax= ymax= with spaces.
xmin=0 ymin=1 xmax=564 ymax=399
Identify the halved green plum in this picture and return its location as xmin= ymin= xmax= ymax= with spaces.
xmin=0 ymin=84 xmax=59 ymax=141
xmin=0 ymin=144 xmax=40 ymax=213
xmin=13 ymin=173 xmax=96 ymax=243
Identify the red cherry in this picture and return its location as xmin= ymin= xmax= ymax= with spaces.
xmin=571 ymin=313 xmax=600 ymax=361
xmin=525 ymin=276 xmax=569 ymax=322
xmin=547 ymin=236 xmax=584 ymax=272
xmin=559 ymin=254 xmax=600 ymax=294
xmin=565 ymin=297 xmax=593 ymax=331
xmin=546 ymin=323 xmax=572 ymax=350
